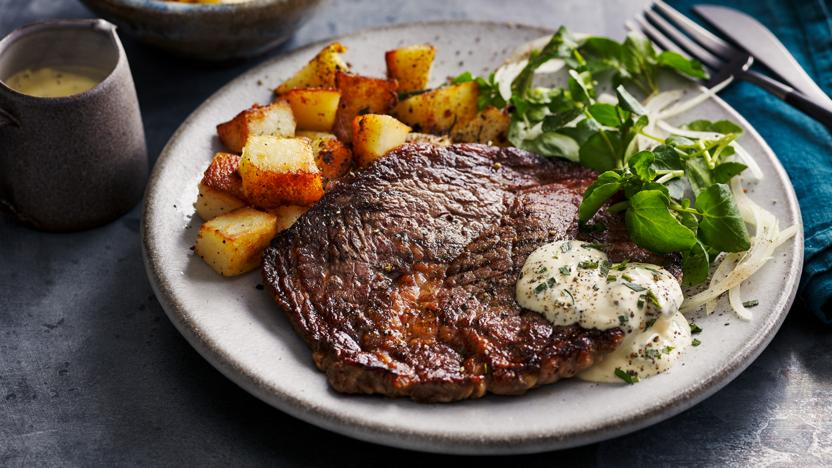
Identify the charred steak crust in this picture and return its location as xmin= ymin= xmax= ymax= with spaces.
xmin=263 ymin=143 xmax=674 ymax=402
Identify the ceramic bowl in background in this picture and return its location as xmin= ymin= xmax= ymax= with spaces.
xmin=79 ymin=0 xmax=323 ymax=61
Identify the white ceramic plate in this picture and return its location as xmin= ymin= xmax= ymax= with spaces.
xmin=142 ymin=22 xmax=803 ymax=454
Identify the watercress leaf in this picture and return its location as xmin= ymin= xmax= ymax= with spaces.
xmin=695 ymin=183 xmax=751 ymax=252
xmin=580 ymin=130 xmax=622 ymax=171
xmin=685 ymin=158 xmax=713 ymax=196
xmin=524 ymin=131 xmax=581 ymax=161
xmin=665 ymin=134 xmax=696 ymax=148
xmin=579 ymin=171 xmax=623 ymax=222
xmin=615 ymin=85 xmax=647 ymax=115
xmin=628 ymin=150 xmax=656 ymax=182
xmin=568 ymin=69 xmax=595 ymax=104
xmin=624 ymin=31 xmax=658 ymax=62
xmin=686 ymin=119 xmax=742 ymax=134
xmin=512 ymin=26 xmax=578 ymax=96
xmin=580 ymin=37 xmax=625 ymax=74
xmin=682 ymin=240 xmax=710 ymax=286
xmin=657 ymin=51 xmax=709 ymax=79
xmin=625 ymin=190 xmax=698 ymax=253
xmin=678 ymin=209 xmax=699 ymax=234
xmin=665 ymin=178 xmax=687 ymax=200
xmin=558 ymin=120 xmax=596 ymax=146
xmin=542 ymin=109 xmax=582 ymax=132
xmin=650 ymin=144 xmax=682 ymax=171
xmin=711 ymin=162 xmax=747 ymax=184
xmin=452 ymin=71 xmax=474 ymax=84
xmin=587 ymin=103 xmax=622 ymax=127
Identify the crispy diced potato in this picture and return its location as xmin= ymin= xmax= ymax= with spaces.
xmin=296 ymin=130 xmax=337 ymax=140
xmin=352 ymin=114 xmax=411 ymax=167
xmin=333 ymin=71 xmax=398 ymax=143
xmin=275 ymin=42 xmax=349 ymax=94
xmin=406 ymin=132 xmax=451 ymax=146
xmin=270 ymin=205 xmax=309 ymax=232
xmin=392 ymin=81 xmax=479 ymax=134
xmin=305 ymin=133 xmax=353 ymax=180
xmin=201 ymin=152 xmax=245 ymax=200
xmin=216 ymin=101 xmax=296 ymax=153
xmin=385 ymin=44 xmax=436 ymax=92
xmin=239 ymin=136 xmax=324 ymax=207
xmin=282 ymin=88 xmax=341 ymax=132
xmin=450 ymin=106 xmax=510 ymax=145
xmin=195 ymin=182 xmax=246 ymax=221
xmin=194 ymin=207 xmax=278 ymax=277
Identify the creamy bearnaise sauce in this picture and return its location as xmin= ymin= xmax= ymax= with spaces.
xmin=3 ymin=66 xmax=105 ymax=98
xmin=515 ymin=240 xmax=691 ymax=383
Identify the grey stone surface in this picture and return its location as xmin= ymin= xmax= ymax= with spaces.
xmin=0 ymin=0 xmax=830 ymax=466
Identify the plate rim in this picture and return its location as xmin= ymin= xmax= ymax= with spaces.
xmin=141 ymin=20 xmax=804 ymax=454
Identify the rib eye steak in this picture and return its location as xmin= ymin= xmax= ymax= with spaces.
xmin=262 ymin=143 xmax=676 ymax=402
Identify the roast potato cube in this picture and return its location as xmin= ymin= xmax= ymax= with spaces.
xmin=295 ymin=130 xmax=337 ymax=140
xmin=216 ymin=101 xmax=296 ymax=153
xmin=392 ymin=81 xmax=479 ymax=134
xmin=385 ymin=44 xmax=436 ymax=92
xmin=239 ymin=136 xmax=324 ymax=207
xmin=406 ymin=132 xmax=451 ymax=146
xmin=275 ymin=42 xmax=349 ymax=94
xmin=194 ymin=207 xmax=278 ymax=277
xmin=352 ymin=114 xmax=411 ymax=167
xmin=450 ymin=106 xmax=510 ymax=145
xmin=201 ymin=152 xmax=245 ymax=200
xmin=195 ymin=182 xmax=247 ymax=221
xmin=282 ymin=88 xmax=341 ymax=132
xmin=270 ymin=205 xmax=309 ymax=232
xmin=303 ymin=132 xmax=353 ymax=181
xmin=333 ymin=71 xmax=398 ymax=143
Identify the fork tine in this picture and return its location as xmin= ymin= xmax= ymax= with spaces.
xmin=652 ymin=0 xmax=737 ymax=59
xmin=629 ymin=16 xmax=695 ymax=60
xmin=643 ymin=7 xmax=723 ymax=69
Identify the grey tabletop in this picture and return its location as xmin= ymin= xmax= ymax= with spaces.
xmin=1 ymin=0 xmax=831 ymax=466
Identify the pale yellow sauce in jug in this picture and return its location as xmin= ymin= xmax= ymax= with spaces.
xmin=3 ymin=66 xmax=106 ymax=98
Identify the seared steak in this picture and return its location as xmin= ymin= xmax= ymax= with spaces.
xmin=263 ymin=143 xmax=675 ymax=402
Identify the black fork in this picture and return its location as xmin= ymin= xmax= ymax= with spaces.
xmin=628 ymin=0 xmax=832 ymax=128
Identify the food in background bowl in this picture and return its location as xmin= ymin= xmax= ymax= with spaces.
xmin=79 ymin=0 xmax=322 ymax=61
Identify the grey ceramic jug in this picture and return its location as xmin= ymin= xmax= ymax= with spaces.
xmin=0 ymin=19 xmax=147 ymax=231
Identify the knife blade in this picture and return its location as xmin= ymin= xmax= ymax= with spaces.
xmin=694 ymin=4 xmax=831 ymax=105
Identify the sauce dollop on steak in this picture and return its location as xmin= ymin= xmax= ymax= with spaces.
xmin=263 ymin=143 xmax=676 ymax=402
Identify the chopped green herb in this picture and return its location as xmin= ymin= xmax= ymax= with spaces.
xmin=536 ymin=266 xmax=548 ymax=274
xmin=645 ymin=318 xmax=657 ymax=329
xmin=690 ymin=322 xmax=702 ymax=334
xmin=742 ymin=299 xmax=759 ymax=308
xmin=645 ymin=290 xmax=661 ymax=307
xmin=621 ymin=273 xmax=634 ymax=282
xmin=599 ymin=261 xmax=611 ymax=276
xmin=547 ymin=277 xmax=557 ymax=287
xmin=644 ymin=348 xmax=662 ymax=360
xmin=578 ymin=260 xmax=599 ymax=269
xmin=623 ymin=282 xmax=646 ymax=292
xmin=692 ymin=338 xmax=701 ymax=347
xmin=534 ymin=282 xmax=548 ymax=294
xmin=662 ymin=346 xmax=674 ymax=354
xmin=606 ymin=275 xmax=617 ymax=282
xmin=559 ymin=266 xmax=572 ymax=275
xmin=611 ymin=261 xmax=629 ymax=271
xmin=618 ymin=315 xmax=629 ymax=326
xmin=637 ymin=298 xmax=645 ymax=309
xmin=561 ymin=241 xmax=572 ymax=253
xmin=615 ymin=367 xmax=639 ymax=384
xmin=561 ymin=289 xmax=575 ymax=306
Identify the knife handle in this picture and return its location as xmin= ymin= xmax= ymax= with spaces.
xmin=742 ymin=69 xmax=832 ymax=130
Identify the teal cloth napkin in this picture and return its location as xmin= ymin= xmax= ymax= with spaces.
xmin=667 ymin=0 xmax=832 ymax=323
